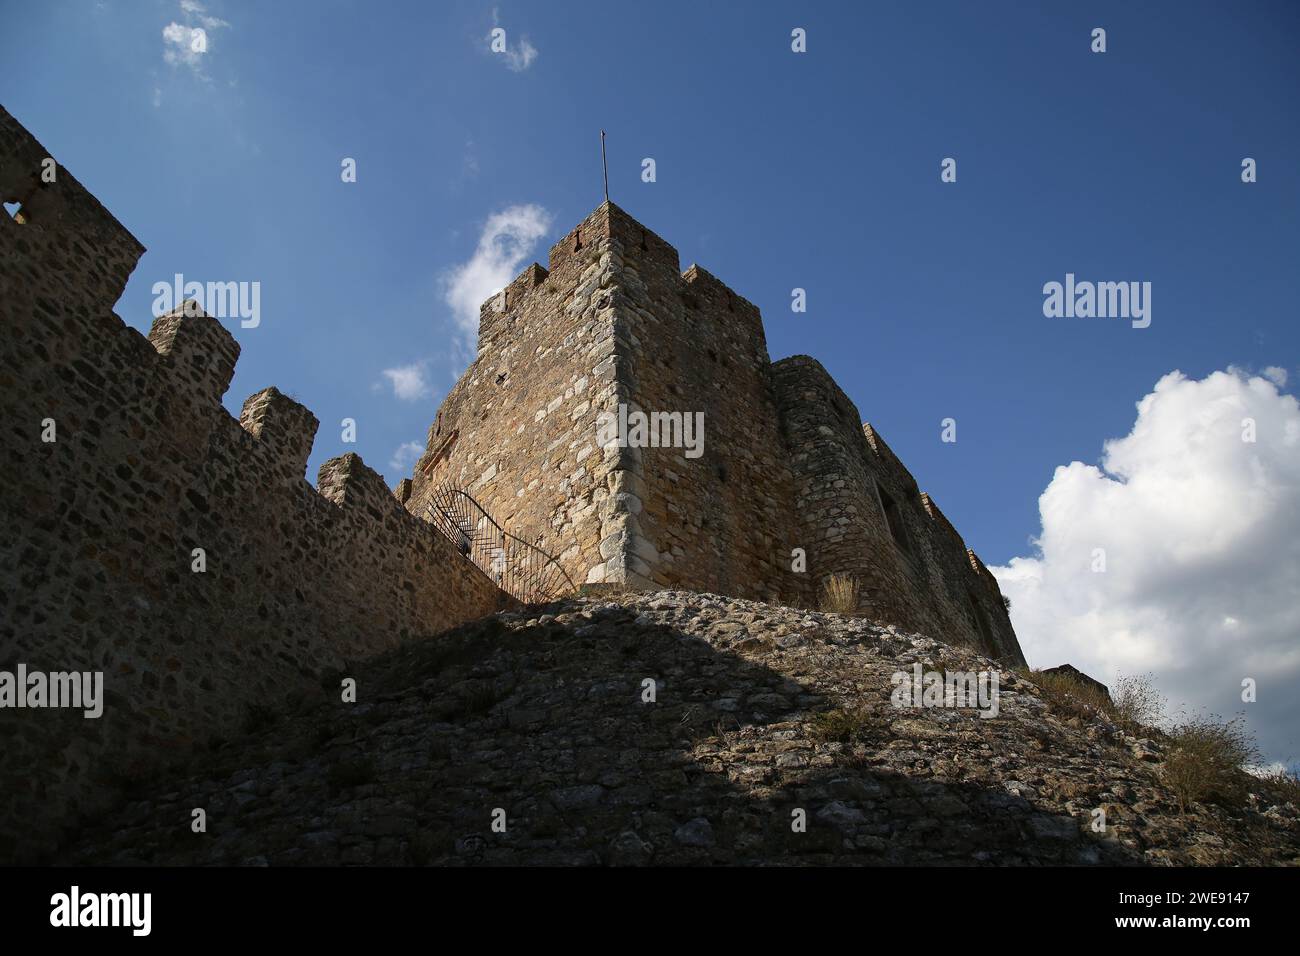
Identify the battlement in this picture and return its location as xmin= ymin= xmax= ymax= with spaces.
xmin=0 ymin=107 xmax=509 ymax=862
xmin=477 ymin=262 xmax=549 ymax=354
xmin=238 ymin=386 xmax=319 ymax=486
xmin=0 ymin=103 xmax=1026 ymax=856
xmin=149 ymin=304 xmax=241 ymax=407
xmin=0 ymin=104 xmax=145 ymax=312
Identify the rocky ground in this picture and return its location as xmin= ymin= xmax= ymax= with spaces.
xmin=61 ymin=590 xmax=1299 ymax=865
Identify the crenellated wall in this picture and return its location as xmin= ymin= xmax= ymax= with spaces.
xmin=0 ymin=106 xmax=509 ymax=862
xmin=0 ymin=103 xmax=1026 ymax=861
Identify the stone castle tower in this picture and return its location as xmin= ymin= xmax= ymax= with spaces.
xmin=1 ymin=105 xmax=1022 ymax=859
xmin=399 ymin=202 xmax=1024 ymax=665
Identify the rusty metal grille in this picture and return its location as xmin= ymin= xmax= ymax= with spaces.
xmin=425 ymin=483 xmax=577 ymax=605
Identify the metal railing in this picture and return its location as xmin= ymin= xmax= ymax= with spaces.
xmin=425 ymin=483 xmax=577 ymax=604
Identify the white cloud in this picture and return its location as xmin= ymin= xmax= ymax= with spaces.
xmin=488 ymin=8 xmax=538 ymax=72
xmin=503 ymin=36 xmax=538 ymax=72
xmin=162 ymin=2 xmax=229 ymax=78
xmin=992 ymin=368 xmax=1300 ymax=766
xmin=180 ymin=0 xmax=229 ymax=30
xmin=442 ymin=203 xmax=552 ymax=352
xmin=388 ymin=440 xmax=424 ymax=474
xmin=379 ymin=362 xmax=432 ymax=402
xmin=1263 ymin=365 xmax=1288 ymax=388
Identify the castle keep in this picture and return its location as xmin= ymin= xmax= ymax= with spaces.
xmin=401 ymin=202 xmax=1024 ymax=666
xmin=0 ymin=105 xmax=1021 ymax=862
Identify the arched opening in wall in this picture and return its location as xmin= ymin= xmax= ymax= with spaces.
xmin=874 ymin=481 xmax=912 ymax=556
xmin=4 ymin=200 xmax=26 ymax=223
xmin=967 ymin=591 xmax=996 ymax=656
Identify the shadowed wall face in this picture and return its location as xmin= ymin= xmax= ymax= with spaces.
xmin=0 ymin=107 xmax=507 ymax=862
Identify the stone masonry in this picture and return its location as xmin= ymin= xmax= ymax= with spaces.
xmin=0 ymin=105 xmax=509 ymax=862
xmin=403 ymin=202 xmax=1024 ymax=666
xmin=1 ymin=103 xmax=1024 ymax=863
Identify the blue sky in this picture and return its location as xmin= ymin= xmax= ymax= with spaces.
xmin=5 ymin=2 xmax=1298 ymax=762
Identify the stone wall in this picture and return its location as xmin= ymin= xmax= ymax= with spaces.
xmin=859 ymin=425 xmax=1022 ymax=664
xmin=603 ymin=207 xmax=804 ymax=599
xmin=411 ymin=202 xmax=1024 ymax=664
xmin=404 ymin=203 xmax=805 ymax=599
xmin=771 ymin=356 xmax=926 ymax=626
xmin=0 ymin=106 xmax=509 ymax=862
xmin=402 ymin=204 xmax=625 ymax=590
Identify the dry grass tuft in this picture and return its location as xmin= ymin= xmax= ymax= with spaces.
xmin=1163 ymin=713 xmax=1260 ymax=813
xmin=818 ymin=574 xmax=858 ymax=615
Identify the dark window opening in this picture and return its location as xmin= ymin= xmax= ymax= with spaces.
xmin=876 ymin=482 xmax=912 ymax=555
xmin=640 ymin=229 xmax=648 ymax=251
xmin=707 ymin=349 xmax=718 ymax=363
xmin=717 ymin=463 xmax=729 ymax=482
xmin=495 ymin=371 xmax=508 ymax=385
xmin=574 ymin=228 xmax=582 ymax=251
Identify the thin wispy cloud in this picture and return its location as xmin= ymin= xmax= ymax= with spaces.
xmin=442 ymin=203 xmax=553 ymax=357
xmin=488 ymin=8 xmax=538 ymax=72
xmin=388 ymin=440 xmax=424 ymax=475
xmin=161 ymin=1 xmax=230 ymax=81
xmin=1262 ymin=366 xmax=1288 ymax=388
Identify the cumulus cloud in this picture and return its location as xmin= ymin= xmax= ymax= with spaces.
xmin=378 ymin=362 xmax=432 ymax=402
xmin=162 ymin=1 xmax=229 ymax=78
xmin=488 ymin=8 xmax=538 ymax=72
xmin=442 ymin=203 xmax=552 ymax=352
xmin=388 ymin=440 xmax=424 ymax=475
xmin=992 ymin=368 xmax=1300 ymax=767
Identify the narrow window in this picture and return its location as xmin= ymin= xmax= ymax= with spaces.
xmin=875 ymin=482 xmax=912 ymax=555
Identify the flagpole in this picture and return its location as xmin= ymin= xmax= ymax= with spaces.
xmin=601 ymin=130 xmax=609 ymax=203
